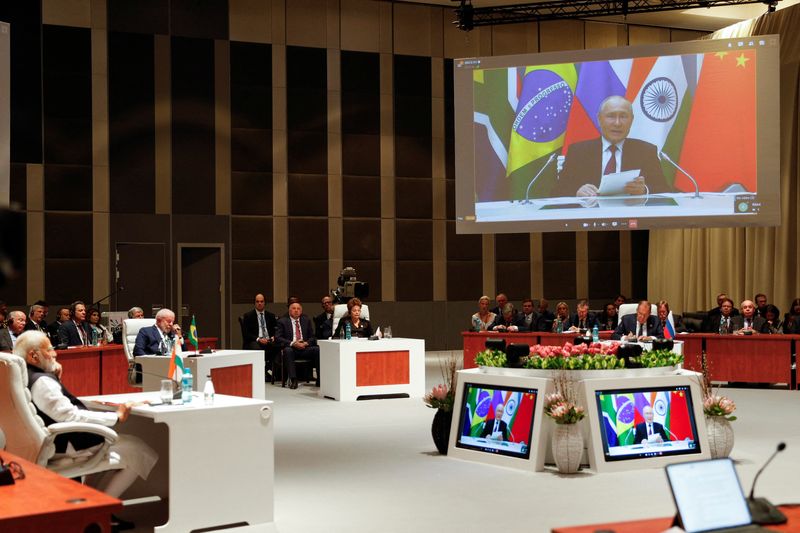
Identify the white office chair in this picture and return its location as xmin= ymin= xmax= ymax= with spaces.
xmin=331 ymin=303 xmax=370 ymax=337
xmin=618 ymin=303 xmax=658 ymax=319
xmin=0 ymin=352 xmax=121 ymax=479
xmin=122 ymin=318 xmax=155 ymax=386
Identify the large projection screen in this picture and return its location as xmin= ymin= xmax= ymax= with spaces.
xmin=455 ymin=36 xmax=780 ymax=234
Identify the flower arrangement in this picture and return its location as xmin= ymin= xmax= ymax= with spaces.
xmin=543 ymin=371 xmax=585 ymax=425
xmin=423 ymin=353 xmax=458 ymax=412
xmin=475 ymin=349 xmax=507 ymax=368
xmin=703 ymin=395 xmax=737 ymax=421
xmin=523 ymin=342 xmax=624 ymax=370
xmin=696 ymin=353 xmax=737 ymax=422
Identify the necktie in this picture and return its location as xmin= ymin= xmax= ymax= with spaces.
xmin=494 ymin=420 xmax=499 ymax=433
xmin=76 ymin=322 xmax=87 ymax=345
xmin=647 ymin=423 xmax=653 ymax=436
xmin=745 ymin=319 xmax=751 ymax=329
xmin=294 ymin=319 xmax=302 ymax=341
xmin=259 ymin=312 xmax=266 ymax=337
xmin=637 ymin=323 xmax=642 ymax=337
xmin=603 ymin=144 xmax=617 ymax=175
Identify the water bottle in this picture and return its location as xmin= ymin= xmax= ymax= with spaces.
xmin=472 ymin=316 xmax=482 ymax=332
xmin=556 ymin=318 xmax=563 ymax=333
xmin=181 ymin=369 xmax=193 ymax=404
xmin=592 ymin=324 xmax=599 ymax=343
xmin=345 ymin=321 xmax=352 ymax=340
xmin=91 ymin=328 xmax=98 ymax=346
xmin=203 ymin=374 xmax=215 ymax=405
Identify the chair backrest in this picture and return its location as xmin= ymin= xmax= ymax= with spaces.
xmin=238 ymin=315 xmax=247 ymax=349
xmin=0 ymin=352 xmax=52 ymax=465
xmin=122 ymin=318 xmax=156 ymax=362
xmin=618 ymin=303 xmax=658 ymax=319
xmin=331 ymin=303 xmax=370 ymax=336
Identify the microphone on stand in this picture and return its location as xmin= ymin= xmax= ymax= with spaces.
xmin=747 ymin=442 xmax=788 ymax=525
xmin=659 ymin=151 xmax=702 ymax=199
xmin=523 ymin=152 xmax=558 ymax=203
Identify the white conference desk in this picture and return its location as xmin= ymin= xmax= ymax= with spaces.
xmin=318 ymin=338 xmax=425 ymax=401
xmin=476 ymin=192 xmax=750 ymax=222
xmin=135 ymin=349 xmax=265 ymax=400
xmin=82 ymin=392 xmax=274 ymax=533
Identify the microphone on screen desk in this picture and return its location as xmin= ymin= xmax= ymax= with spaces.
xmin=659 ymin=151 xmax=702 ymax=199
xmin=747 ymin=442 xmax=788 ymax=525
xmin=522 ymin=152 xmax=558 ymax=204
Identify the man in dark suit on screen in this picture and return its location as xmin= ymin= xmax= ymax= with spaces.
xmin=552 ymin=96 xmax=670 ymax=199
xmin=612 ymin=300 xmax=662 ymax=340
xmin=633 ymin=405 xmax=669 ymax=445
xmin=276 ymin=301 xmax=319 ymax=389
xmin=241 ymin=293 xmax=279 ymax=380
xmin=480 ymin=404 xmax=509 ymax=441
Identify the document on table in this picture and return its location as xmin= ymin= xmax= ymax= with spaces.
xmin=598 ymin=169 xmax=640 ymax=196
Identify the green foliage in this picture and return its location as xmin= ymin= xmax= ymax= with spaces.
xmin=475 ymin=349 xmax=507 ymax=367
xmin=523 ymin=353 xmax=625 ymax=370
xmin=632 ymin=349 xmax=683 ymax=368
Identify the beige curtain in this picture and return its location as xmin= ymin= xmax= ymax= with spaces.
xmin=648 ymin=5 xmax=800 ymax=313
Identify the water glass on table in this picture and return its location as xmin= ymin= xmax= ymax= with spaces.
xmin=160 ymin=379 xmax=174 ymax=405
xmin=384 ymin=326 xmax=392 ymax=339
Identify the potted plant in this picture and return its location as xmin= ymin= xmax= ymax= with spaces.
xmin=423 ymin=354 xmax=458 ymax=455
xmin=543 ymin=372 xmax=585 ymax=473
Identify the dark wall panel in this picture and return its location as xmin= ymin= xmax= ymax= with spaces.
xmin=171 ymin=36 xmax=215 ymax=214
xmin=171 ymin=0 xmax=229 ymax=40
xmin=588 ymin=232 xmax=621 ymax=300
xmin=396 ymin=261 xmax=432 ymax=302
xmin=44 ymin=165 xmax=92 ymax=211
xmin=287 ymin=175 xmax=328 ymax=217
xmin=396 ymin=220 xmax=432 ymax=301
xmin=231 ymin=172 xmax=273 ymax=216
xmin=395 ymin=178 xmax=432 ymax=219
xmin=343 ymin=218 xmax=380 ymax=260
xmin=343 ymin=176 xmax=380 ymax=218
xmin=0 ymin=2 xmax=42 ymax=163
xmin=42 ymin=25 xmax=92 ymax=166
xmin=287 ymin=46 xmax=327 ymax=181
xmin=10 ymin=164 xmax=26 ymax=209
xmin=444 ymin=59 xmax=455 ymax=180
xmin=232 ymin=216 xmax=273 ymax=303
xmin=233 ymin=260 xmax=273 ymax=304
xmin=109 ymin=31 xmax=155 ymax=214
xmin=45 ymin=213 xmax=93 ymax=304
xmin=542 ymin=232 xmax=576 ymax=300
xmin=394 ymin=55 xmax=431 ymax=179
xmin=631 ymin=230 xmax=649 ymax=299
xmin=108 ymin=0 xmax=169 ymax=34
xmin=446 ymin=222 xmax=481 ymax=301
xmin=288 ymin=218 xmax=328 ymax=260
xmin=287 ymin=261 xmax=328 ymax=304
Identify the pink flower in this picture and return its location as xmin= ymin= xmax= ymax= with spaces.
xmin=431 ymin=384 xmax=448 ymax=401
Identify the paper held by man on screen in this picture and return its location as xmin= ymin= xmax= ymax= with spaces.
xmin=598 ymin=169 xmax=641 ymax=196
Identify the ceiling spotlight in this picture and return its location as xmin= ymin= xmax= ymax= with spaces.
xmin=455 ymin=0 xmax=474 ymax=32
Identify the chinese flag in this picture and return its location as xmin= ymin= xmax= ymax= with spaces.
xmin=677 ymin=51 xmax=756 ymax=192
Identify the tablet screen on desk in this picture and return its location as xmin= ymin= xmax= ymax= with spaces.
xmin=455 ymin=383 xmax=538 ymax=460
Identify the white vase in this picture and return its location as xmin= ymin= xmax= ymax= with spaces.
xmin=551 ymin=423 xmax=583 ymax=474
xmin=705 ymin=415 xmax=734 ymax=458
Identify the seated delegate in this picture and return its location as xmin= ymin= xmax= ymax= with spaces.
xmin=612 ymin=301 xmax=662 ymax=341
xmin=133 ymin=308 xmax=181 ymax=355
xmin=333 ymin=297 xmax=373 ymax=338
xmin=16 ymin=331 xmax=158 ymax=527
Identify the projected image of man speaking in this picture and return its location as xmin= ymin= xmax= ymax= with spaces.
xmin=551 ymin=95 xmax=671 ymax=199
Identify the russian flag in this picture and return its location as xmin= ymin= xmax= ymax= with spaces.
xmin=664 ymin=311 xmax=676 ymax=339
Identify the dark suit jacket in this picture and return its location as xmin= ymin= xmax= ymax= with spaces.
xmin=706 ymin=314 xmax=737 ymax=334
xmin=633 ymin=421 xmax=669 ymax=444
xmin=275 ymin=315 xmax=317 ymax=349
xmin=535 ymin=311 xmax=556 ymax=332
xmin=568 ymin=313 xmax=598 ymax=331
xmin=333 ymin=317 xmax=372 ymax=339
xmin=480 ymin=418 xmax=509 ymax=441
xmin=517 ymin=312 xmax=538 ymax=332
xmin=730 ymin=315 xmax=767 ymax=334
xmin=0 ymin=328 xmax=14 ymax=352
xmin=598 ymin=313 xmax=619 ymax=331
xmin=489 ymin=313 xmax=528 ymax=332
xmin=314 ymin=312 xmax=333 ymax=340
xmin=612 ymin=314 xmax=662 ymax=340
xmin=24 ymin=318 xmax=45 ymax=332
xmin=57 ymin=320 xmax=92 ymax=348
xmin=553 ymin=137 xmax=669 ymax=197
xmin=133 ymin=325 xmax=179 ymax=355
xmin=241 ymin=309 xmax=278 ymax=346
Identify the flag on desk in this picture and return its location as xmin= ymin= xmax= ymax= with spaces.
xmin=167 ymin=342 xmax=184 ymax=382
xmin=664 ymin=311 xmax=676 ymax=339
xmin=188 ymin=315 xmax=199 ymax=352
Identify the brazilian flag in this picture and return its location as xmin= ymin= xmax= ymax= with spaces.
xmin=188 ymin=315 xmax=199 ymax=352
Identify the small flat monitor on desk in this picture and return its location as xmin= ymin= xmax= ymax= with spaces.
xmin=583 ymin=375 xmax=710 ymax=473
xmin=447 ymin=370 xmax=549 ymax=471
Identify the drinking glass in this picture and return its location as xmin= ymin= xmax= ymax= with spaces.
xmin=384 ymin=326 xmax=392 ymax=339
xmin=160 ymin=379 xmax=174 ymax=405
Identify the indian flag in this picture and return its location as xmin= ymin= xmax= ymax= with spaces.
xmin=167 ymin=342 xmax=184 ymax=382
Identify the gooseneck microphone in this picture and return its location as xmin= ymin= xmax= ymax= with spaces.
xmin=523 ymin=152 xmax=558 ymax=203
xmin=747 ymin=442 xmax=788 ymax=525
xmin=659 ymin=151 xmax=702 ymax=199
